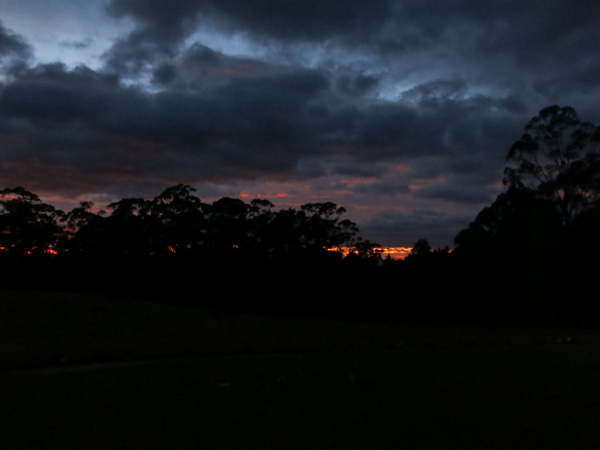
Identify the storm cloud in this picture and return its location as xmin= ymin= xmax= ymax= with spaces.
xmin=1 ymin=1 xmax=599 ymax=247
xmin=0 ymin=20 xmax=32 ymax=65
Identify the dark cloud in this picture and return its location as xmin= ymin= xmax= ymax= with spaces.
xmin=102 ymin=0 xmax=600 ymax=91
xmin=59 ymin=38 xmax=93 ymax=49
xmin=337 ymin=74 xmax=379 ymax=97
xmin=340 ymin=87 xmax=531 ymax=167
xmin=103 ymin=28 xmax=177 ymax=74
xmin=100 ymin=0 xmax=387 ymax=73
xmin=211 ymin=0 xmax=390 ymax=41
xmin=467 ymin=2 xmax=600 ymax=63
xmin=351 ymin=180 xmax=411 ymax=195
xmin=2 ymin=0 xmax=600 ymax=247
xmin=414 ymin=182 xmax=497 ymax=205
xmin=0 ymin=61 xmax=367 ymax=196
xmin=111 ymin=0 xmax=596 ymax=73
xmin=106 ymin=0 xmax=391 ymax=43
xmin=532 ymin=59 xmax=600 ymax=102
xmin=373 ymin=2 xmax=600 ymax=61
xmin=104 ymin=0 xmax=202 ymax=73
xmin=0 ymin=63 xmax=120 ymax=122
xmin=151 ymin=64 xmax=178 ymax=85
xmin=106 ymin=0 xmax=202 ymax=40
xmin=402 ymin=79 xmax=468 ymax=103
xmin=0 ymin=57 xmax=537 ymax=203
xmin=162 ymin=44 xmax=274 ymax=89
xmin=361 ymin=209 xmax=473 ymax=248
xmin=0 ymin=21 xmax=32 ymax=63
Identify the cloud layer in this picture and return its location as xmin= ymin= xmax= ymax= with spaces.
xmin=1 ymin=1 xmax=599 ymax=247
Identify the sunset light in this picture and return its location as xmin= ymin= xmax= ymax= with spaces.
xmin=377 ymin=247 xmax=413 ymax=259
xmin=329 ymin=246 xmax=413 ymax=260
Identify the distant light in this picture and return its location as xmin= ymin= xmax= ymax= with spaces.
xmin=328 ymin=246 xmax=412 ymax=260
xmin=376 ymin=247 xmax=413 ymax=260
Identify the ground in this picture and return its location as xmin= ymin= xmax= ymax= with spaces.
xmin=1 ymin=290 xmax=599 ymax=449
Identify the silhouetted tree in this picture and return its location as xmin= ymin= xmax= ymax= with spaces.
xmin=204 ymin=197 xmax=251 ymax=256
xmin=454 ymin=105 xmax=600 ymax=325
xmin=244 ymin=199 xmax=276 ymax=256
xmin=0 ymin=186 xmax=64 ymax=254
xmin=458 ymin=105 xmax=599 ymax=260
xmin=0 ymin=184 xmax=405 ymax=320
xmin=98 ymin=197 xmax=157 ymax=258
xmin=344 ymin=240 xmax=383 ymax=266
xmin=258 ymin=207 xmax=304 ymax=259
xmin=63 ymin=202 xmax=106 ymax=253
xmin=65 ymin=201 xmax=103 ymax=229
xmin=408 ymin=239 xmax=431 ymax=258
xmin=503 ymin=105 xmax=600 ymax=227
xmin=299 ymin=202 xmax=358 ymax=253
xmin=454 ymin=187 xmax=564 ymax=260
xmin=149 ymin=184 xmax=208 ymax=256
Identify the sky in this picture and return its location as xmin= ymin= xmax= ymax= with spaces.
xmin=0 ymin=0 xmax=599 ymax=248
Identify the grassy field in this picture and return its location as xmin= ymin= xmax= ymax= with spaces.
xmin=1 ymin=290 xmax=600 ymax=449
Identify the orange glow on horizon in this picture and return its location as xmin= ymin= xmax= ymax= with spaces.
xmin=0 ymin=242 xmax=413 ymax=260
xmin=378 ymin=247 xmax=412 ymax=259
xmin=330 ymin=246 xmax=413 ymax=260
xmin=0 ymin=244 xmax=60 ymax=255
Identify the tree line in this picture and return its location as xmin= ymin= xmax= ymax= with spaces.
xmin=452 ymin=105 xmax=600 ymax=325
xmin=0 ymin=184 xmax=374 ymax=262
xmin=1 ymin=105 xmax=599 ymax=325
xmin=0 ymin=184 xmax=386 ymax=317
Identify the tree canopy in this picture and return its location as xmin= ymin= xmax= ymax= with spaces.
xmin=503 ymin=105 xmax=600 ymax=226
xmin=0 ymin=187 xmax=64 ymax=254
xmin=0 ymin=185 xmax=394 ymax=319
xmin=454 ymin=105 xmax=600 ymax=325
xmin=458 ymin=105 xmax=600 ymax=257
xmin=0 ymin=185 xmax=370 ymax=263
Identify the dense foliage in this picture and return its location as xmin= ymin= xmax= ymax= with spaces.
xmin=454 ymin=105 xmax=600 ymax=325
xmin=0 ymin=185 xmax=389 ymax=317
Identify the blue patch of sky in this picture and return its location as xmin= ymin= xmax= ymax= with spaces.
xmin=0 ymin=0 xmax=134 ymax=69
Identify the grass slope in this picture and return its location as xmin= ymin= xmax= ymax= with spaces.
xmin=1 ymin=290 xmax=600 ymax=449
